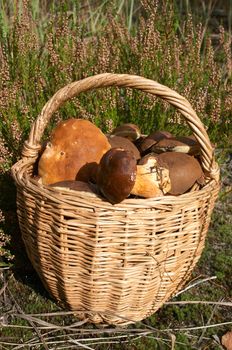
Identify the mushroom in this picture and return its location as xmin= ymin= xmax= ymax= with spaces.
xmin=131 ymin=154 xmax=171 ymax=198
xmin=134 ymin=135 xmax=146 ymax=150
xmin=97 ymin=148 xmax=137 ymax=204
xmin=50 ymin=180 xmax=99 ymax=196
xmin=38 ymin=119 xmax=111 ymax=185
xmin=155 ymin=152 xmax=205 ymax=195
xmin=138 ymin=130 xmax=173 ymax=155
xmin=107 ymin=135 xmax=140 ymax=160
xmin=151 ymin=135 xmax=200 ymax=155
xmin=111 ymin=123 xmax=141 ymax=141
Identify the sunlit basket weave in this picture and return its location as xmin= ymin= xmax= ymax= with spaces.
xmin=11 ymin=73 xmax=220 ymax=325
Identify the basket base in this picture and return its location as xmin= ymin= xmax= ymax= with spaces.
xmin=73 ymin=310 xmax=142 ymax=326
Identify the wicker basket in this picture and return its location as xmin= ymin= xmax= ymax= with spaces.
xmin=11 ymin=73 xmax=220 ymax=325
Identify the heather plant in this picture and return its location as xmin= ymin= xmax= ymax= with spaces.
xmin=0 ymin=209 xmax=14 ymax=265
xmin=0 ymin=0 xmax=231 ymax=264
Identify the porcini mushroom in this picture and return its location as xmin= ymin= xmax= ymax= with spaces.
xmin=131 ymin=154 xmax=171 ymax=198
xmin=38 ymin=119 xmax=111 ymax=185
xmin=155 ymin=152 xmax=204 ymax=195
xmin=107 ymin=135 xmax=140 ymax=160
xmin=97 ymin=148 xmax=137 ymax=204
xmin=111 ymin=123 xmax=141 ymax=141
xmin=138 ymin=130 xmax=173 ymax=155
xmin=50 ymin=180 xmax=98 ymax=196
xmin=151 ymin=135 xmax=200 ymax=155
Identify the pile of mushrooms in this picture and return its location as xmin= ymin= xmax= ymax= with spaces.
xmin=37 ymin=118 xmax=205 ymax=204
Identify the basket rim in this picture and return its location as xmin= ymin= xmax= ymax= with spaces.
xmin=12 ymin=158 xmax=220 ymax=210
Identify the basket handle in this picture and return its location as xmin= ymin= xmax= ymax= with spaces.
xmin=22 ymin=73 xmax=219 ymax=181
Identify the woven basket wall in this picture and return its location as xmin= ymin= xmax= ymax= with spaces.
xmin=11 ymin=73 xmax=220 ymax=325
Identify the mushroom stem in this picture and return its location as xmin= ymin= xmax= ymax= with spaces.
xmin=131 ymin=157 xmax=171 ymax=198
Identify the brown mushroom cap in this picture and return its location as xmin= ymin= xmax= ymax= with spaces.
xmin=155 ymin=152 xmax=204 ymax=195
xmin=38 ymin=119 xmax=111 ymax=185
xmin=131 ymin=154 xmax=171 ymax=198
xmin=134 ymin=135 xmax=146 ymax=149
xmin=152 ymin=135 xmax=200 ymax=155
xmin=50 ymin=180 xmax=98 ymax=196
xmin=138 ymin=130 xmax=173 ymax=154
xmin=107 ymin=135 xmax=140 ymax=160
xmin=111 ymin=123 xmax=141 ymax=141
xmin=97 ymin=148 xmax=137 ymax=204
